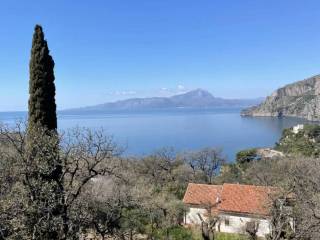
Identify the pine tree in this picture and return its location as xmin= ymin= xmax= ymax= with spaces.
xmin=28 ymin=24 xmax=57 ymax=131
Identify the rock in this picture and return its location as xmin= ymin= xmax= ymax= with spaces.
xmin=256 ymin=148 xmax=284 ymax=159
xmin=241 ymin=75 xmax=320 ymax=121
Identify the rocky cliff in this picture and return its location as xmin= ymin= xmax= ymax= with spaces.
xmin=241 ymin=75 xmax=320 ymax=121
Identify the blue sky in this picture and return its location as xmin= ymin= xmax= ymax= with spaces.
xmin=1 ymin=0 xmax=320 ymax=111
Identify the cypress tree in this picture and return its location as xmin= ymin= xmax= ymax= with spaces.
xmin=26 ymin=25 xmax=62 ymax=239
xmin=28 ymin=24 xmax=57 ymax=131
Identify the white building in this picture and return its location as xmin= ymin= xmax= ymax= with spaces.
xmin=292 ymin=124 xmax=304 ymax=134
xmin=183 ymin=183 xmax=283 ymax=238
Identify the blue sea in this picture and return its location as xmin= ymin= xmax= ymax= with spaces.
xmin=0 ymin=108 xmax=310 ymax=161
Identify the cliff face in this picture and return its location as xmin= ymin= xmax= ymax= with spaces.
xmin=241 ymin=75 xmax=320 ymax=121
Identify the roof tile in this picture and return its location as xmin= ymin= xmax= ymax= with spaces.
xmin=183 ymin=183 xmax=276 ymax=216
xmin=183 ymin=183 xmax=222 ymax=206
xmin=218 ymin=183 xmax=275 ymax=216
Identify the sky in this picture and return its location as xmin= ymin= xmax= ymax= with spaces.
xmin=1 ymin=0 xmax=320 ymax=111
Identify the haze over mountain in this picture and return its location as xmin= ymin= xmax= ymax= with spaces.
xmin=65 ymin=89 xmax=263 ymax=112
xmin=242 ymin=75 xmax=320 ymax=121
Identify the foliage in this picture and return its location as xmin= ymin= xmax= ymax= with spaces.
xmin=275 ymin=124 xmax=320 ymax=157
xmin=0 ymin=124 xmax=120 ymax=239
xmin=236 ymin=148 xmax=259 ymax=166
xmin=215 ymin=232 xmax=250 ymax=240
xmin=28 ymin=25 xmax=57 ymax=131
xmin=23 ymin=24 xmax=61 ymax=239
xmin=152 ymin=226 xmax=193 ymax=240
xmin=136 ymin=148 xmax=192 ymax=199
xmin=217 ymin=148 xmax=261 ymax=185
xmin=0 ymin=123 xmax=226 ymax=240
xmin=242 ymin=155 xmax=320 ymax=240
xmin=189 ymin=227 xmax=250 ymax=240
xmin=216 ymin=163 xmax=244 ymax=184
xmin=0 ymin=25 xmax=228 ymax=239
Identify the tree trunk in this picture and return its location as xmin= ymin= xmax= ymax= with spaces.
xmin=201 ymin=222 xmax=210 ymax=240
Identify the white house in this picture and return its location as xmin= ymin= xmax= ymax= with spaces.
xmin=183 ymin=183 xmax=282 ymax=238
xmin=292 ymin=124 xmax=304 ymax=134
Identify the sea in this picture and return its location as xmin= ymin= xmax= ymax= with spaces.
xmin=0 ymin=108 xmax=311 ymax=161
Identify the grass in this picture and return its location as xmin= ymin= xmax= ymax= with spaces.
xmin=189 ymin=227 xmax=252 ymax=240
xmin=215 ymin=232 xmax=250 ymax=240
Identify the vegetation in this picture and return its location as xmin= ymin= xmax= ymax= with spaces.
xmin=28 ymin=25 xmax=57 ymax=131
xmin=183 ymin=147 xmax=225 ymax=184
xmin=215 ymin=233 xmax=252 ymax=240
xmin=1 ymin=32 xmax=226 ymax=238
xmin=188 ymin=228 xmax=251 ymax=240
xmin=0 ymin=124 xmax=227 ymax=239
xmin=236 ymin=148 xmax=259 ymax=166
xmin=275 ymin=124 xmax=320 ymax=157
xmin=23 ymin=25 xmax=62 ymax=239
xmin=214 ymin=125 xmax=320 ymax=240
xmin=1 ymin=24 xmax=320 ymax=240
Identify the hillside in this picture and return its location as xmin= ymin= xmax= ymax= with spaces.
xmin=275 ymin=124 xmax=320 ymax=157
xmin=241 ymin=75 xmax=320 ymax=121
xmin=66 ymin=89 xmax=262 ymax=112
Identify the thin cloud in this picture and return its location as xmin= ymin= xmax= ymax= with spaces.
xmin=106 ymin=90 xmax=137 ymax=96
xmin=177 ymin=85 xmax=185 ymax=90
xmin=157 ymin=85 xmax=189 ymax=97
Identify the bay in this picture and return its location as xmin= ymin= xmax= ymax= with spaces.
xmin=0 ymin=108 xmax=310 ymax=161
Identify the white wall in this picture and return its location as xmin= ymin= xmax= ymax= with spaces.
xmin=185 ymin=207 xmax=207 ymax=225
xmin=185 ymin=208 xmax=271 ymax=238
xmin=218 ymin=214 xmax=271 ymax=237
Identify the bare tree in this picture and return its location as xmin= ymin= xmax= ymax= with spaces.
xmin=135 ymin=148 xmax=193 ymax=199
xmin=268 ymin=195 xmax=295 ymax=240
xmin=0 ymin=123 xmax=121 ymax=239
xmin=184 ymin=147 xmax=225 ymax=184
xmin=244 ymin=156 xmax=320 ymax=240
xmin=245 ymin=221 xmax=259 ymax=240
xmin=197 ymin=204 xmax=220 ymax=240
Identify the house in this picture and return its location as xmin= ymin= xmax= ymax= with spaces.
xmin=183 ymin=183 xmax=281 ymax=238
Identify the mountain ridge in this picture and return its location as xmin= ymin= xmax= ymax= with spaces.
xmin=65 ymin=89 xmax=263 ymax=112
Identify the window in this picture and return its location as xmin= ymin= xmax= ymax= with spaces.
xmin=225 ymin=218 xmax=230 ymax=226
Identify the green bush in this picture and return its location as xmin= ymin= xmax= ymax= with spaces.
xmin=275 ymin=124 xmax=320 ymax=157
xmin=188 ymin=227 xmax=250 ymax=240
xmin=236 ymin=148 xmax=259 ymax=166
xmin=153 ymin=226 xmax=193 ymax=240
xmin=215 ymin=232 xmax=249 ymax=240
xmin=169 ymin=227 xmax=193 ymax=240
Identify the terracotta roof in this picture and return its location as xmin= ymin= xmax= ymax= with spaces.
xmin=183 ymin=183 xmax=222 ymax=207
xmin=218 ymin=184 xmax=275 ymax=216
xmin=183 ymin=183 xmax=276 ymax=216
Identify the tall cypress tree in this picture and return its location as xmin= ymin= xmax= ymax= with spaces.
xmin=26 ymin=25 xmax=62 ymax=239
xmin=28 ymin=24 xmax=57 ymax=131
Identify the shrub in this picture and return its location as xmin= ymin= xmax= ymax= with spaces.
xmin=236 ymin=148 xmax=259 ymax=166
xmin=152 ymin=226 xmax=193 ymax=240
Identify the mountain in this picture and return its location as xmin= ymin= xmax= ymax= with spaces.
xmin=66 ymin=89 xmax=262 ymax=112
xmin=241 ymin=75 xmax=320 ymax=121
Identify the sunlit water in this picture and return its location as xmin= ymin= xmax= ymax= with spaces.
xmin=0 ymin=108 xmax=311 ymax=161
